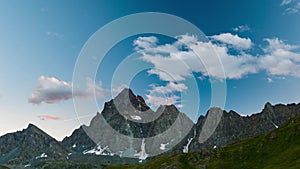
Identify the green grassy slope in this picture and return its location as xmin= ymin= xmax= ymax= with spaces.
xmin=109 ymin=115 xmax=300 ymax=169
xmin=0 ymin=165 xmax=10 ymax=169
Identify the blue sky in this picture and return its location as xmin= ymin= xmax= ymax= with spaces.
xmin=0 ymin=0 xmax=300 ymax=140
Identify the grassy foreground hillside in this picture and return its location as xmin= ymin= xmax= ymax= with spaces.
xmin=109 ymin=115 xmax=300 ymax=169
xmin=0 ymin=165 xmax=10 ymax=169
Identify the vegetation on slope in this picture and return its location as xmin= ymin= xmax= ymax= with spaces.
xmin=0 ymin=165 xmax=10 ymax=169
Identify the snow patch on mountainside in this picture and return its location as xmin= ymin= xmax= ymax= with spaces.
xmin=24 ymin=164 xmax=31 ymax=168
xmin=160 ymin=142 xmax=169 ymax=150
xmin=271 ymin=121 xmax=279 ymax=128
xmin=35 ymin=153 xmax=47 ymax=159
xmin=131 ymin=115 xmax=142 ymax=120
xmin=183 ymin=138 xmax=193 ymax=153
xmin=135 ymin=138 xmax=148 ymax=162
xmin=83 ymin=145 xmax=113 ymax=156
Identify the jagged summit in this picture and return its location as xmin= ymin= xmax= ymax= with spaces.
xmin=26 ymin=123 xmax=40 ymax=131
xmin=71 ymin=88 xmax=194 ymax=159
xmin=115 ymin=88 xmax=179 ymax=112
xmin=113 ymin=88 xmax=150 ymax=112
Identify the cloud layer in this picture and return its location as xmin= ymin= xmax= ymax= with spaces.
xmin=29 ymin=76 xmax=108 ymax=104
xmin=135 ymin=33 xmax=300 ymax=81
xmin=134 ymin=33 xmax=300 ymax=107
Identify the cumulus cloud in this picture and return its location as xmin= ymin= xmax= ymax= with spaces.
xmin=28 ymin=76 xmax=108 ymax=105
xmin=135 ymin=34 xmax=300 ymax=81
xmin=133 ymin=36 xmax=158 ymax=50
xmin=133 ymin=34 xmax=300 ymax=107
xmin=232 ymin=25 xmax=251 ymax=32
xmin=136 ymin=34 xmax=258 ymax=81
xmin=146 ymin=94 xmax=180 ymax=107
xmin=210 ymin=33 xmax=253 ymax=50
xmin=258 ymin=38 xmax=300 ymax=77
xmin=145 ymin=82 xmax=187 ymax=107
xmin=149 ymin=82 xmax=188 ymax=94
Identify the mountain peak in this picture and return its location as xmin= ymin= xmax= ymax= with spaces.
xmin=26 ymin=123 xmax=41 ymax=132
xmin=27 ymin=123 xmax=37 ymax=128
xmin=264 ymin=102 xmax=273 ymax=108
xmin=113 ymin=88 xmax=150 ymax=112
xmin=118 ymin=87 xmax=133 ymax=96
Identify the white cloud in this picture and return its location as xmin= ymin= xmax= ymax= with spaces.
xmin=149 ymin=82 xmax=188 ymax=94
xmin=189 ymin=40 xmax=258 ymax=79
xmin=284 ymin=7 xmax=299 ymax=14
xmin=141 ymin=54 xmax=192 ymax=81
xmin=281 ymin=0 xmax=293 ymax=6
xmin=281 ymin=1 xmax=300 ymax=14
xmin=233 ymin=25 xmax=251 ymax=32
xmin=137 ymin=34 xmax=258 ymax=81
xmin=263 ymin=38 xmax=299 ymax=52
xmin=28 ymin=76 xmax=108 ymax=105
xmin=133 ymin=34 xmax=300 ymax=107
xmin=258 ymin=38 xmax=300 ymax=77
xmin=210 ymin=33 xmax=253 ymax=50
xmin=145 ymin=94 xmax=180 ymax=107
xmin=135 ymin=34 xmax=300 ymax=82
xmin=133 ymin=36 xmax=158 ymax=50
xmin=145 ymin=82 xmax=186 ymax=107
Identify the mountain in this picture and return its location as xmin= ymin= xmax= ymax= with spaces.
xmin=107 ymin=114 xmax=300 ymax=169
xmin=177 ymin=102 xmax=300 ymax=154
xmin=1 ymin=88 xmax=300 ymax=168
xmin=62 ymin=88 xmax=300 ymax=161
xmin=0 ymin=123 xmax=69 ymax=168
xmin=63 ymin=88 xmax=193 ymax=161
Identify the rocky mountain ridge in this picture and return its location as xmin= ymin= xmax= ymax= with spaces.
xmin=0 ymin=88 xmax=300 ymax=168
xmin=0 ymin=123 xmax=68 ymax=167
xmin=187 ymin=102 xmax=300 ymax=152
